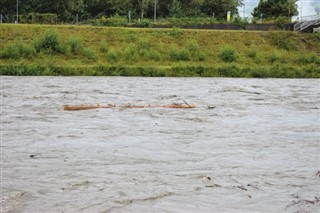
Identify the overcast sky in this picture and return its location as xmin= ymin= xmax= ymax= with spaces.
xmin=238 ymin=0 xmax=320 ymax=20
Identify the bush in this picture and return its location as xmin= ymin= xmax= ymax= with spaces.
xmin=169 ymin=28 xmax=183 ymax=37
xmin=123 ymin=45 xmax=138 ymax=61
xmin=148 ymin=49 xmax=162 ymax=61
xmin=138 ymin=40 xmax=151 ymax=50
xmin=186 ymin=40 xmax=206 ymax=61
xmin=254 ymin=53 xmax=264 ymax=64
xmin=268 ymin=31 xmax=298 ymax=51
xmin=67 ymin=36 xmax=84 ymax=55
xmin=99 ymin=41 xmax=109 ymax=53
xmin=107 ymin=49 xmax=119 ymax=63
xmin=0 ymin=41 xmax=36 ymax=59
xmin=247 ymin=46 xmax=257 ymax=59
xmin=33 ymin=28 xmax=62 ymax=53
xmin=219 ymin=46 xmax=237 ymax=62
xmin=276 ymin=16 xmax=291 ymax=30
xmin=134 ymin=19 xmax=153 ymax=28
xmin=234 ymin=17 xmax=249 ymax=30
xmin=169 ymin=46 xmax=190 ymax=61
xmin=103 ymin=14 xmax=128 ymax=27
xmin=83 ymin=48 xmax=97 ymax=62
xmin=186 ymin=40 xmax=200 ymax=53
xmin=268 ymin=51 xmax=286 ymax=64
xmin=297 ymin=52 xmax=319 ymax=65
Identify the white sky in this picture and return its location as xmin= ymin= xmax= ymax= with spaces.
xmin=238 ymin=0 xmax=320 ymax=20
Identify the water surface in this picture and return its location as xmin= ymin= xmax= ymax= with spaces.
xmin=1 ymin=77 xmax=319 ymax=212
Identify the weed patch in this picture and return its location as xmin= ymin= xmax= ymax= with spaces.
xmin=219 ymin=46 xmax=237 ymax=62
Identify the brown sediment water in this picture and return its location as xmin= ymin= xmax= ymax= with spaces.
xmin=1 ymin=76 xmax=319 ymax=212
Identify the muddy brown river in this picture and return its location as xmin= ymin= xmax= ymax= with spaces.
xmin=1 ymin=77 xmax=319 ymax=212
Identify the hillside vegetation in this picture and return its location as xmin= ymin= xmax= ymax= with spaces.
xmin=0 ymin=24 xmax=319 ymax=77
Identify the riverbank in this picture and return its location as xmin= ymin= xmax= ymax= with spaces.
xmin=0 ymin=24 xmax=319 ymax=77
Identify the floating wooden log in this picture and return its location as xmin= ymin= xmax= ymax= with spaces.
xmin=64 ymin=103 xmax=195 ymax=111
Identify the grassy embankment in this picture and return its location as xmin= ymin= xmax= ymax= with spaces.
xmin=0 ymin=24 xmax=319 ymax=77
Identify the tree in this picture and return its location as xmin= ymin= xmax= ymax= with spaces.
xmin=201 ymin=0 xmax=243 ymax=19
xmin=169 ymin=0 xmax=183 ymax=17
xmin=252 ymin=0 xmax=298 ymax=19
xmin=135 ymin=0 xmax=153 ymax=19
xmin=108 ymin=0 xmax=134 ymax=16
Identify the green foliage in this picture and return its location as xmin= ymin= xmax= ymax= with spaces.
xmin=162 ymin=17 xmax=218 ymax=27
xmin=276 ymin=16 xmax=291 ymax=30
xmin=186 ymin=40 xmax=206 ymax=61
xmin=99 ymin=41 xmax=109 ymax=53
xmin=0 ymin=0 xmax=255 ymax=24
xmin=19 ymin=13 xmax=57 ymax=24
xmin=107 ymin=49 xmax=119 ymax=63
xmin=297 ymin=52 xmax=319 ymax=65
xmin=268 ymin=51 xmax=287 ymax=63
xmin=169 ymin=46 xmax=190 ymax=61
xmin=234 ymin=17 xmax=249 ymax=30
xmin=137 ymin=40 xmax=151 ymax=50
xmin=123 ymin=45 xmax=138 ymax=61
xmin=33 ymin=29 xmax=62 ymax=53
xmin=219 ymin=46 xmax=237 ymax=62
xmin=67 ymin=36 xmax=84 ymax=55
xmin=254 ymin=53 xmax=264 ymax=64
xmin=100 ymin=15 xmax=128 ymax=27
xmin=267 ymin=31 xmax=298 ymax=50
xmin=247 ymin=46 xmax=257 ymax=59
xmin=252 ymin=0 xmax=298 ymax=19
xmin=148 ymin=49 xmax=162 ymax=61
xmin=0 ymin=40 xmax=36 ymax=59
xmin=83 ymin=48 xmax=97 ymax=62
xmin=169 ymin=28 xmax=183 ymax=37
xmin=133 ymin=19 xmax=154 ymax=28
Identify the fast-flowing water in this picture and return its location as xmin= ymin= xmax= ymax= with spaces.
xmin=1 ymin=76 xmax=319 ymax=213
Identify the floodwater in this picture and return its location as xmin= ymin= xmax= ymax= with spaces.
xmin=1 ymin=76 xmax=319 ymax=213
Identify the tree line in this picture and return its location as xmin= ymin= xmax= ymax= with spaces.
xmin=0 ymin=0 xmax=299 ymax=23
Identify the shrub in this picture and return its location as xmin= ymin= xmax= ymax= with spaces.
xmin=219 ymin=46 xmax=237 ymax=62
xmin=33 ymin=28 xmax=62 ymax=53
xmin=138 ymin=40 xmax=151 ymax=50
xmin=103 ymin=14 xmax=128 ymax=27
xmin=276 ymin=16 xmax=291 ymax=30
xmin=0 ymin=44 xmax=20 ymax=59
xmin=297 ymin=52 xmax=319 ymax=65
xmin=185 ymin=40 xmax=206 ymax=61
xmin=268 ymin=31 xmax=298 ymax=51
xmin=148 ymin=49 xmax=162 ymax=61
xmin=217 ymin=64 xmax=242 ymax=77
xmin=134 ymin=19 xmax=153 ymax=28
xmin=0 ymin=41 xmax=36 ymax=59
xmin=268 ymin=51 xmax=286 ymax=64
xmin=234 ymin=17 xmax=249 ymax=30
xmin=247 ymin=46 xmax=257 ymax=59
xmin=123 ymin=45 xmax=138 ymax=61
xmin=67 ymin=36 xmax=84 ymax=55
xmin=169 ymin=28 xmax=182 ymax=37
xmin=99 ymin=41 xmax=109 ymax=53
xmin=186 ymin=40 xmax=200 ymax=53
xmin=83 ymin=48 xmax=97 ymax=62
xmin=107 ymin=49 xmax=119 ymax=62
xmin=254 ymin=53 xmax=264 ymax=64
xmin=169 ymin=46 xmax=190 ymax=61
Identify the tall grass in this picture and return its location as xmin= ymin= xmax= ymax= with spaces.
xmin=33 ymin=28 xmax=63 ymax=53
xmin=0 ymin=40 xmax=35 ymax=59
xmin=67 ymin=36 xmax=84 ymax=55
xmin=219 ymin=46 xmax=237 ymax=62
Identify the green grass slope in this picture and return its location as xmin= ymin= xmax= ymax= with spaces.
xmin=0 ymin=24 xmax=319 ymax=77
